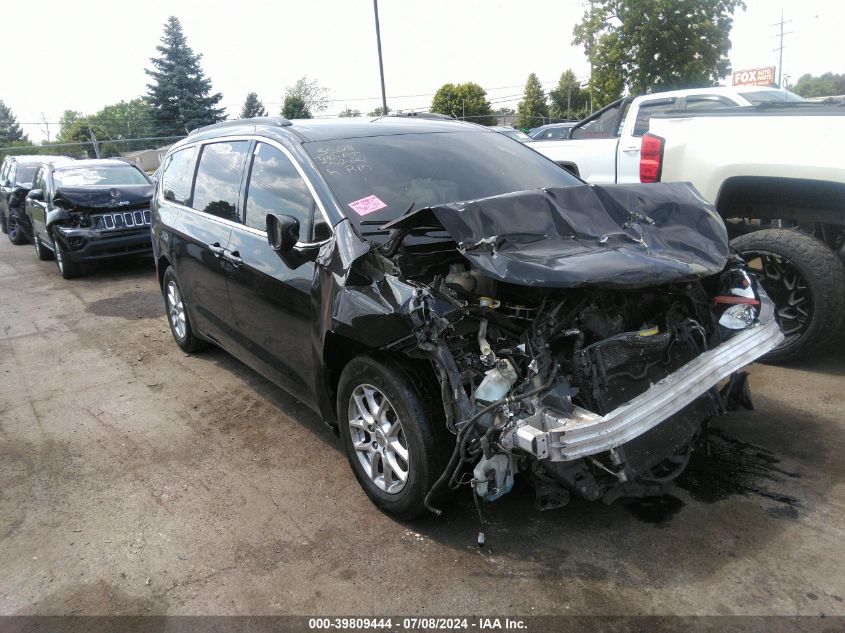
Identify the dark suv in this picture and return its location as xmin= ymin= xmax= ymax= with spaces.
xmin=26 ymin=158 xmax=155 ymax=278
xmin=152 ymin=116 xmax=781 ymax=520
xmin=1 ymin=155 xmax=73 ymax=243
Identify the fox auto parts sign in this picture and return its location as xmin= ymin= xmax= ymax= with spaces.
xmin=732 ymin=67 xmax=775 ymax=87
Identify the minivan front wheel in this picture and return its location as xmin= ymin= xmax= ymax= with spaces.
xmin=337 ymin=355 xmax=448 ymax=519
xmin=162 ymin=267 xmax=207 ymax=353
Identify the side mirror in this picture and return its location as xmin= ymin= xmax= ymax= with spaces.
xmin=27 ymin=189 xmax=44 ymax=201
xmin=266 ymin=213 xmax=300 ymax=252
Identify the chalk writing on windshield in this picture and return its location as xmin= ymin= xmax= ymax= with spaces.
xmin=314 ymin=145 xmax=372 ymax=175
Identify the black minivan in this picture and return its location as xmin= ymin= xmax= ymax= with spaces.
xmin=151 ymin=116 xmax=780 ymax=519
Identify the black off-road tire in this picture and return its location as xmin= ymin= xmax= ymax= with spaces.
xmin=337 ymin=354 xmax=451 ymax=520
xmin=731 ymin=228 xmax=845 ymax=363
xmin=33 ymin=233 xmax=53 ymax=261
xmin=162 ymin=267 xmax=208 ymax=354
xmin=0 ymin=210 xmax=7 ymax=234
xmin=7 ymin=214 xmax=28 ymax=245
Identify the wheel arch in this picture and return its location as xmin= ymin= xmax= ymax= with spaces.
xmin=716 ymin=176 xmax=845 ymax=227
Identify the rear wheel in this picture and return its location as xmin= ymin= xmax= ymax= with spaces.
xmin=0 ymin=210 xmax=7 ymax=234
xmin=731 ymin=229 xmax=845 ymax=362
xmin=162 ymin=267 xmax=208 ymax=353
xmin=7 ymin=215 xmax=28 ymax=245
xmin=33 ymin=233 xmax=53 ymax=261
xmin=337 ymin=354 xmax=449 ymax=519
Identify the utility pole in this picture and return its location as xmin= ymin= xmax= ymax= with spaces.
xmin=40 ymin=113 xmax=51 ymax=143
xmin=88 ymin=127 xmax=101 ymax=159
xmin=773 ymin=9 xmax=793 ymax=88
xmin=373 ymin=0 xmax=388 ymax=115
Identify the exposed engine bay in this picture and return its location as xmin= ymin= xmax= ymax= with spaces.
xmin=335 ymin=182 xmax=785 ymax=515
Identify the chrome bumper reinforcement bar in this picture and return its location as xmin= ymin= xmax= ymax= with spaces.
xmin=515 ymin=319 xmax=784 ymax=462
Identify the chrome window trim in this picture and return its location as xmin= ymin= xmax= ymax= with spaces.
xmin=158 ymin=134 xmax=333 ymax=248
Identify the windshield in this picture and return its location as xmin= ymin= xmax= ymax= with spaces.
xmin=305 ymin=130 xmax=580 ymax=241
xmin=54 ymin=165 xmax=150 ymax=188
xmin=743 ymin=90 xmax=806 ymax=104
xmin=15 ymin=164 xmax=40 ymax=185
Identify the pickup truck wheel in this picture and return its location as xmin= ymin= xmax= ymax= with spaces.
xmin=162 ymin=267 xmax=208 ymax=353
xmin=337 ymin=355 xmax=448 ymax=520
xmin=33 ymin=233 xmax=53 ymax=261
xmin=0 ymin=211 xmax=7 ymax=234
xmin=7 ymin=215 xmax=28 ymax=245
xmin=731 ymin=229 xmax=845 ymax=363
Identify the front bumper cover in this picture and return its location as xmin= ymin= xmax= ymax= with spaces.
xmin=53 ymin=227 xmax=152 ymax=263
xmin=512 ymin=317 xmax=784 ymax=462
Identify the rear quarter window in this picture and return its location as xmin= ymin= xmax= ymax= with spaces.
xmin=162 ymin=146 xmax=198 ymax=206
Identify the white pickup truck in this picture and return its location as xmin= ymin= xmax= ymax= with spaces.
xmin=532 ymin=86 xmax=806 ymax=182
xmin=534 ymin=93 xmax=845 ymax=361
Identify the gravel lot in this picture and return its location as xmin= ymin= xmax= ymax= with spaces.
xmin=1 ymin=237 xmax=844 ymax=617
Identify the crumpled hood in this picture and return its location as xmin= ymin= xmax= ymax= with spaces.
xmin=53 ymin=185 xmax=154 ymax=211
xmin=382 ymin=182 xmax=730 ymax=289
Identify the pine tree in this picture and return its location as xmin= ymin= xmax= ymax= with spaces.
xmin=0 ymin=101 xmax=27 ymax=145
xmin=516 ymin=73 xmax=549 ymax=130
xmin=240 ymin=92 xmax=267 ymax=118
xmin=145 ymin=16 xmax=225 ymax=136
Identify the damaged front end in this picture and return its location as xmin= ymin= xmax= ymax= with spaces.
xmin=349 ymin=182 xmax=783 ymax=512
xmin=48 ymin=185 xmax=155 ymax=261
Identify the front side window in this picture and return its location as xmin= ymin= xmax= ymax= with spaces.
xmin=570 ymin=101 xmax=624 ymax=140
xmin=15 ymin=164 xmax=40 ymax=185
xmin=192 ymin=141 xmax=250 ymax=221
xmin=244 ymin=143 xmax=317 ymax=236
xmin=162 ymin=146 xmax=198 ymax=205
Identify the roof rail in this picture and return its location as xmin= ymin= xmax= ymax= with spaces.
xmin=388 ymin=111 xmax=455 ymax=120
xmin=189 ymin=116 xmax=293 ymax=135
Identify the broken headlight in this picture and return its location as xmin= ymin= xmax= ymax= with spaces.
xmin=714 ymin=267 xmax=761 ymax=330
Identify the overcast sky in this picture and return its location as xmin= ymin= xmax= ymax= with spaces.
xmin=3 ymin=0 xmax=842 ymax=143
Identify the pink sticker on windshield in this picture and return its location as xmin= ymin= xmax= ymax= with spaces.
xmin=348 ymin=195 xmax=387 ymax=216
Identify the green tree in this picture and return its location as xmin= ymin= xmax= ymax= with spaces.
xmin=548 ymin=70 xmax=588 ymax=120
xmin=574 ymin=0 xmax=744 ymax=107
xmin=792 ymin=73 xmax=845 ymax=98
xmin=283 ymin=76 xmax=329 ymax=116
xmin=145 ymin=16 xmax=225 ymax=136
xmin=241 ymin=92 xmax=267 ymax=118
xmin=91 ymin=99 xmax=156 ymax=151
xmin=493 ymin=107 xmax=515 ymax=115
xmin=0 ymin=101 xmax=27 ymax=145
xmin=283 ymin=95 xmax=311 ymax=119
xmin=430 ymin=82 xmax=495 ymax=125
xmin=367 ymin=106 xmax=389 ymax=117
xmin=338 ymin=107 xmax=362 ymax=117
xmin=516 ymin=73 xmax=549 ymax=129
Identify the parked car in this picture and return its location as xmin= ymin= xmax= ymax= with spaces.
xmin=152 ymin=116 xmax=781 ymax=519
xmin=489 ymin=126 xmax=533 ymax=142
xmin=532 ymin=86 xmax=805 ymax=180
xmin=645 ymin=102 xmax=845 ymax=362
xmin=528 ymin=122 xmax=576 ymax=140
xmin=1 ymin=156 xmax=74 ymax=245
xmin=0 ymin=156 xmax=72 ymax=239
xmin=26 ymin=158 xmax=155 ymax=279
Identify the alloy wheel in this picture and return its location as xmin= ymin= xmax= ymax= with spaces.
xmin=347 ymin=384 xmax=409 ymax=494
xmin=743 ymin=251 xmax=812 ymax=344
xmin=166 ymin=280 xmax=187 ymax=340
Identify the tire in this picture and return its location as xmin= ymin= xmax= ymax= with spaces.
xmin=162 ymin=267 xmax=208 ymax=353
xmin=731 ymin=228 xmax=845 ymax=363
xmin=337 ymin=354 xmax=450 ymax=520
xmin=7 ymin=214 xmax=28 ymax=245
xmin=0 ymin=210 xmax=7 ymax=234
xmin=53 ymin=239 xmax=82 ymax=279
xmin=33 ymin=232 xmax=53 ymax=261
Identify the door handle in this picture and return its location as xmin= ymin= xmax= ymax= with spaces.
xmin=621 ymin=145 xmax=640 ymax=153
xmin=223 ymin=250 xmax=243 ymax=266
xmin=208 ymin=242 xmax=225 ymax=256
